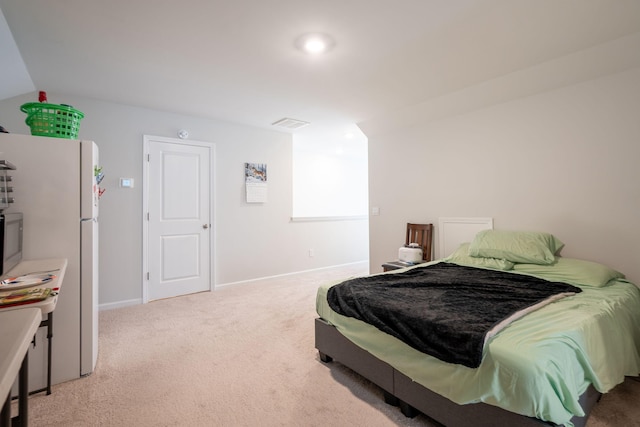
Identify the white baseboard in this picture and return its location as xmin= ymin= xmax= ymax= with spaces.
xmin=215 ymin=260 xmax=369 ymax=289
xmin=99 ymin=298 xmax=142 ymax=311
xmin=98 ymin=260 xmax=369 ymax=309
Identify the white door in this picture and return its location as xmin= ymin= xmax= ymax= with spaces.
xmin=146 ymin=138 xmax=212 ymax=301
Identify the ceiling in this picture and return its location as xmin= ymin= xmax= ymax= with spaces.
xmin=1 ymin=0 xmax=640 ymax=138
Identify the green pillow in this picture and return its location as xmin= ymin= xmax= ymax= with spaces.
xmin=468 ymin=230 xmax=564 ymax=265
xmin=514 ymin=257 xmax=624 ymax=287
xmin=444 ymin=243 xmax=514 ymax=271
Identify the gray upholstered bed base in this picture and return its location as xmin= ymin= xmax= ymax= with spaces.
xmin=315 ymin=318 xmax=601 ymax=427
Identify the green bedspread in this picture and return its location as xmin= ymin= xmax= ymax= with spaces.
xmin=316 ymin=261 xmax=640 ymax=426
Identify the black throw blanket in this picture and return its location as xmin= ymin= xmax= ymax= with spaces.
xmin=327 ymin=263 xmax=581 ymax=368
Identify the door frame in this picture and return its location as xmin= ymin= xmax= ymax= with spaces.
xmin=142 ymin=135 xmax=216 ymax=303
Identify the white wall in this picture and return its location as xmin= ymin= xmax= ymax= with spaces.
xmin=362 ymin=65 xmax=640 ymax=284
xmin=0 ymin=94 xmax=368 ymax=307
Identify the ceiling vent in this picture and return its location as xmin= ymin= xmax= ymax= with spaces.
xmin=271 ymin=117 xmax=310 ymax=130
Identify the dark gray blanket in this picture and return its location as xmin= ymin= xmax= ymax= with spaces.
xmin=327 ymin=262 xmax=581 ymax=368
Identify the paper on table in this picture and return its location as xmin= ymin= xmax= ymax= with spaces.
xmin=0 ymin=273 xmax=56 ymax=291
xmin=0 ymin=287 xmax=52 ymax=306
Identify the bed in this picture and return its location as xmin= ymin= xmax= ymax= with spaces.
xmin=314 ymin=228 xmax=640 ymax=427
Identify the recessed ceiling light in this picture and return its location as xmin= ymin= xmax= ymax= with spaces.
xmin=305 ymin=37 xmax=326 ymax=53
xmin=295 ymin=33 xmax=335 ymax=55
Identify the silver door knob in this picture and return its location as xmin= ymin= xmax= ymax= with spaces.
xmin=203 ymin=224 xmax=209 ymax=229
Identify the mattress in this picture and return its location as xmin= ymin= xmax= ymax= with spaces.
xmin=316 ymin=261 xmax=640 ymax=426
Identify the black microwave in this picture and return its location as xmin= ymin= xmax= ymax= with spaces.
xmin=0 ymin=212 xmax=23 ymax=276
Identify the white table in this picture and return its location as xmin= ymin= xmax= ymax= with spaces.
xmin=0 ymin=259 xmax=67 ymax=316
xmin=0 ymin=259 xmax=67 ymax=396
xmin=0 ymin=308 xmax=41 ymax=426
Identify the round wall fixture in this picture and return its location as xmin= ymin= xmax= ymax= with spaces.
xmin=295 ymin=33 xmax=335 ymax=54
xmin=177 ymin=129 xmax=189 ymax=139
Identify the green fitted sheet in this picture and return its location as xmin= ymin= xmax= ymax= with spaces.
xmin=316 ymin=261 xmax=640 ymax=426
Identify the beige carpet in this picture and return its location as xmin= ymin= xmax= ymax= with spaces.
xmin=18 ymin=264 xmax=640 ymax=426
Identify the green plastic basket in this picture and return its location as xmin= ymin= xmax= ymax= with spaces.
xmin=20 ymin=102 xmax=85 ymax=139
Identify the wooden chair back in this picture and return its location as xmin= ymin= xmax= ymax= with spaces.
xmin=405 ymin=223 xmax=434 ymax=261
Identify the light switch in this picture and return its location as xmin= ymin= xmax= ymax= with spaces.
xmin=119 ymin=178 xmax=134 ymax=188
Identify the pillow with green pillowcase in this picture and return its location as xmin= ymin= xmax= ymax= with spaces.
xmin=514 ymin=257 xmax=624 ymax=287
xmin=468 ymin=229 xmax=564 ymax=265
xmin=444 ymin=242 xmax=514 ymax=271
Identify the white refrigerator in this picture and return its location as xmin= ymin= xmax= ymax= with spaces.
xmin=0 ymin=133 xmax=99 ymax=390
